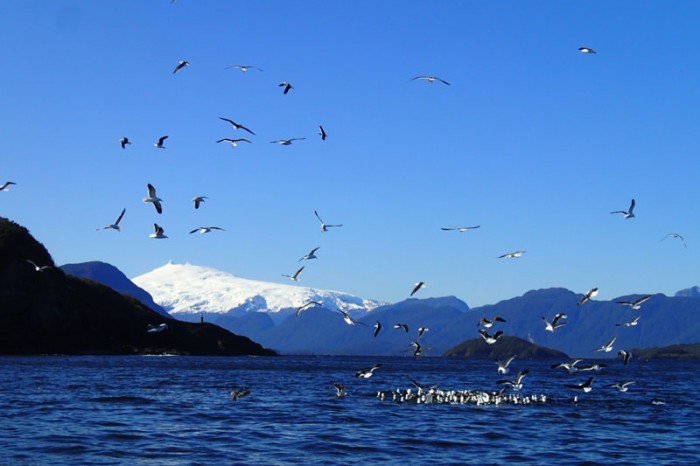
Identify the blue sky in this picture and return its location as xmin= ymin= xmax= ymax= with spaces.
xmin=1 ymin=1 xmax=699 ymax=307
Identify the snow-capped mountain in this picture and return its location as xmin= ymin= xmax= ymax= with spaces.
xmin=132 ymin=262 xmax=385 ymax=323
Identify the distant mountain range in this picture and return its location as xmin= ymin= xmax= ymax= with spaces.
xmin=129 ymin=262 xmax=700 ymax=358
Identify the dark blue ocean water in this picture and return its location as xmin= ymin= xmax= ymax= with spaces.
xmin=1 ymin=355 xmax=698 ymax=465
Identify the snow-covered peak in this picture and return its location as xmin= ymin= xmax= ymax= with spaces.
xmin=132 ymin=262 xmax=385 ymax=318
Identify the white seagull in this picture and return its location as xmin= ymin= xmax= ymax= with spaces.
xmin=373 ymin=321 xmax=382 ymax=337
xmin=192 ymin=196 xmax=207 ymax=209
xmin=661 ymin=233 xmax=687 ymax=248
xmin=417 ymin=327 xmax=429 ymax=339
xmin=610 ymin=199 xmax=635 ymax=219
xmin=315 ymin=210 xmax=342 ymax=232
xmin=299 ymin=247 xmax=320 ymax=261
xmin=594 ymin=335 xmax=617 ymax=353
xmin=618 ymin=349 xmax=632 ymax=365
xmin=441 ymin=225 xmax=480 ymax=232
xmin=410 ymin=281 xmax=425 ymax=297
xmin=393 ymin=323 xmax=409 ymax=333
xmin=282 ymin=266 xmax=305 ymax=282
xmin=189 ymin=226 xmax=225 ymax=234
xmin=577 ymin=287 xmax=598 ymax=306
xmin=219 ymin=117 xmax=255 ymax=135
xmin=578 ymin=47 xmax=597 ymax=54
xmin=330 ymin=383 xmax=346 ymax=398
xmin=226 ymin=65 xmax=263 ymax=72
xmin=173 ymin=60 xmax=190 ymax=74
xmin=497 ymin=369 xmax=529 ymax=391
xmin=270 ymin=138 xmax=306 ymax=145
xmin=543 ymin=313 xmax=567 ymax=332
xmin=409 ymin=341 xmax=423 ymax=357
xmin=0 ymin=181 xmax=16 ymax=191
xmin=499 ymin=250 xmax=526 ymax=259
xmin=217 ymin=138 xmax=252 ymax=148
xmin=296 ymin=300 xmax=322 ymax=317
xmin=551 ymin=358 xmax=584 ymax=373
xmin=338 ymin=309 xmax=365 ymax=327
xmin=143 ymin=184 xmax=163 ymax=214
xmin=606 ymin=381 xmax=636 ymax=393
xmin=26 ymin=259 xmax=52 ymax=272
xmin=355 ymin=364 xmax=382 ymax=379
xmin=146 ymin=323 xmax=168 ymax=333
xmin=478 ymin=329 xmax=503 ymax=345
xmin=565 ymin=376 xmax=594 ymax=393
xmin=495 ymin=355 xmax=516 ymax=375
xmin=477 ymin=316 xmax=506 ymax=328
xmin=616 ymin=316 xmax=641 ymax=328
xmin=411 ymin=75 xmax=450 ymax=85
xmin=229 ymin=388 xmax=251 ymax=400
xmin=97 ymin=208 xmax=126 ymax=231
xmin=149 ymin=223 xmax=168 ymax=239
xmin=154 ymin=135 xmax=168 ymax=149
xmin=615 ymin=295 xmax=651 ymax=310
xmin=279 ymin=82 xmax=293 ymax=94
xmin=120 ymin=137 xmax=131 ymax=149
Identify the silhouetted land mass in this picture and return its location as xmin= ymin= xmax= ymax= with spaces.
xmin=630 ymin=343 xmax=700 ymax=360
xmin=0 ymin=217 xmax=275 ymax=356
xmin=443 ymin=336 xmax=569 ymax=359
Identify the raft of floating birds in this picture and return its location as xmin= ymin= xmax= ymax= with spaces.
xmin=376 ymin=387 xmax=549 ymax=406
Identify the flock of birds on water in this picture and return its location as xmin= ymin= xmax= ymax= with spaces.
xmin=1 ymin=42 xmax=679 ymax=408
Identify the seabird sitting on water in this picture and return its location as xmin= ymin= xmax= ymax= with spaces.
xmin=610 ymin=199 xmax=636 ymax=219
xmin=577 ymin=287 xmax=598 ymax=306
xmin=495 ymin=355 xmax=516 ymax=375
xmin=154 ymin=135 xmax=168 ymax=149
xmin=373 ymin=321 xmax=382 ymax=337
xmin=315 ymin=210 xmax=343 ymax=232
xmin=149 ymin=223 xmax=168 ymax=239
xmin=441 ymin=225 xmax=480 ymax=232
xmin=189 ymin=226 xmax=225 ymax=234
xmin=173 ymin=60 xmax=190 ymax=74
xmin=355 ymin=364 xmax=382 ymax=379
xmin=97 ymin=208 xmax=126 ymax=231
xmin=394 ymin=323 xmax=409 ymax=333
xmin=146 ymin=323 xmax=168 ymax=333
xmin=0 ymin=181 xmax=16 ymax=191
xmin=296 ymin=300 xmax=322 ymax=317
xmin=299 ymin=247 xmax=320 ymax=261
xmin=282 ymin=266 xmax=305 ymax=282
xmin=661 ymin=233 xmax=687 ymax=248
xmin=143 ymin=184 xmax=163 ymax=214
xmin=477 ymin=316 xmax=506 ymax=328
xmin=219 ymin=117 xmax=255 ymax=135
xmin=410 ymin=281 xmax=425 ymax=297
xmin=478 ymin=329 xmax=503 ymax=345
xmin=229 ymin=388 xmax=251 ymax=400
xmin=606 ymin=381 xmax=636 ymax=393
xmin=279 ymin=82 xmax=293 ymax=94
xmin=593 ymin=335 xmax=617 ymax=353
xmin=565 ymin=376 xmax=594 ymax=393
xmin=578 ymin=47 xmax=597 ymax=54
xmin=120 ymin=137 xmax=131 ymax=149
xmin=319 ymin=125 xmax=327 ymax=141
xmin=192 ymin=196 xmax=207 ymax=209
xmin=499 ymin=250 xmax=526 ymax=259
xmin=543 ymin=313 xmax=567 ymax=332
xmin=615 ymin=295 xmax=652 ymax=310
xmin=411 ymin=75 xmax=450 ymax=85
xmin=497 ymin=369 xmax=529 ymax=391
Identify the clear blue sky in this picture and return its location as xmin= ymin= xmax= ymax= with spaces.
xmin=1 ymin=1 xmax=698 ymax=307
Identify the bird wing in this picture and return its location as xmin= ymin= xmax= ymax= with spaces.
xmin=628 ymin=199 xmax=636 ymax=214
xmin=147 ymin=184 xmax=157 ymax=197
xmin=115 ymin=208 xmax=126 ymax=225
xmin=153 ymin=201 xmax=162 ymax=214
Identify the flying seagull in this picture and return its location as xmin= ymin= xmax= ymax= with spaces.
xmin=296 ymin=300 xmax=322 ymax=317
xmin=497 ymin=369 xmax=529 ymax=391
xmin=373 ymin=321 xmax=382 ymax=337
xmin=565 ymin=376 xmax=594 ymax=393
xmin=315 ymin=210 xmax=343 ymax=232
xmin=26 ymin=259 xmax=52 ymax=272
xmin=417 ymin=327 xmax=429 ymax=339
xmin=393 ymin=323 xmax=409 ymax=333
xmin=411 ymin=76 xmax=450 ymax=85
xmin=409 ymin=341 xmax=423 ymax=357
xmin=154 ymin=135 xmax=168 ymax=149
xmin=551 ymin=358 xmax=584 ymax=373
xmin=270 ymin=138 xmax=306 ymax=145
xmin=217 ymin=138 xmax=251 ymax=148
xmin=189 ymin=226 xmax=225 ymax=234
xmin=330 ymin=383 xmax=346 ymax=398
xmin=299 ymin=247 xmax=320 ymax=261
xmin=338 ymin=309 xmax=366 ymax=327
xmin=478 ymin=329 xmax=503 ymax=345
xmin=615 ymin=295 xmax=651 ymax=310
xmin=219 ymin=117 xmax=255 ymax=135
xmin=616 ymin=316 xmax=641 ymax=328
xmin=661 ymin=233 xmax=687 ymax=248
xmin=543 ymin=313 xmax=567 ymax=332
xmin=192 ymin=196 xmax=207 ymax=209
xmin=610 ymin=199 xmax=635 ymax=219
xmin=146 ymin=323 xmax=168 ymax=333
xmin=143 ymin=184 xmax=163 ymax=214
xmin=441 ymin=225 xmax=480 ymax=232
xmin=578 ymin=47 xmax=597 ymax=54
xmin=120 ymin=137 xmax=131 ymax=149
xmin=499 ymin=250 xmax=526 ymax=259
xmin=318 ymin=125 xmax=327 ymax=141
xmin=97 ymin=208 xmax=126 ymax=231
xmin=279 ymin=82 xmax=293 ymax=94
xmin=229 ymin=388 xmax=251 ymax=400
xmin=577 ymin=287 xmax=598 ymax=306
xmin=355 ymin=363 xmax=382 ymax=379
xmin=149 ymin=223 xmax=168 ymax=239
xmin=495 ymin=355 xmax=516 ymax=375
xmin=173 ymin=60 xmax=190 ymax=74
xmin=282 ymin=266 xmax=305 ymax=282
xmin=594 ymin=335 xmax=617 ymax=353
xmin=606 ymin=381 xmax=636 ymax=393
xmin=0 ymin=181 xmax=16 ymax=191
xmin=226 ymin=65 xmax=263 ymax=72
xmin=618 ymin=349 xmax=632 ymax=365
xmin=477 ymin=316 xmax=506 ymax=328
xmin=410 ymin=281 xmax=425 ymax=297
